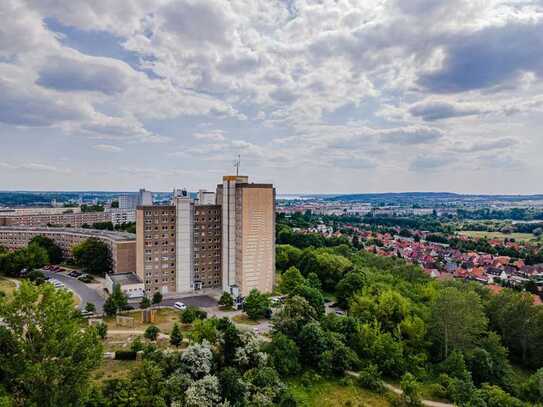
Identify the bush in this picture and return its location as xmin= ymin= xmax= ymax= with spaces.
xmin=218 ymin=292 xmax=234 ymax=308
xmin=152 ymin=291 xmax=163 ymax=305
xmin=96 ymin=322 xmax=108 ymax=340
xmin=115 ymin=351 xmax=137 ymax=360
xmin=357 ymin=364 xmax=385 ymax=393
xmin=144 ymin=325 xmax=160 ymax=341
xmin=130 ymin=336 xmax=145 ymax=353
xmin=180 ymin=306 xmax=207 ymax=323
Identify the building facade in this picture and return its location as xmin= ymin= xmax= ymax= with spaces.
xmin=0 ymin=210 xmax=112 ymax=228
xmin=135 ymin=175 xmax=273 ymax=297
xmin=217 ymin=176 xmax=275 ymax=296
xmin=0 ymin=226 xmax=136 ymax=274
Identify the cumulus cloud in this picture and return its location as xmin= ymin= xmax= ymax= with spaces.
xmin=409 ymin=101 xmax=485 ymax=121
xmin=380 ymin=126 xmax=444 ymax=145
xmin=93 ymin=144 xmax=123 ymax=152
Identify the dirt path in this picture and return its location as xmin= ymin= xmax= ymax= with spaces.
xmin=346 ymin=371 xmax=454 ymax=407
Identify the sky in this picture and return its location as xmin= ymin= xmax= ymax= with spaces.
xmin=1 ymin=0 xmax=543 ymax=194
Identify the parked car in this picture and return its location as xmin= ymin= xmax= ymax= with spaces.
xmin=69 ymin=271 xmax=82 ymax=278
xmin=49 ymin=279 xmax=64 ymax=289
xmin=335 ymin=310 xmax=346 ymax=316
xmin=174 ymin=302 xmax=187 ymax=311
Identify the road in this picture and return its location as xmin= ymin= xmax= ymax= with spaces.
xmin=160 ymin=295 xmax=217 ymax=308
xmin=43 ymin=271 xmax=105 ymax=312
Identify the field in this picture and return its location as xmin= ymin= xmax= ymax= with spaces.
xmin=105 ymin=308 xmax=183 ymax=333
xmin=459 ymin=231 xmax=536 ymax=241
xmin=288 ymin=377 xmax=392 ymax=407
xmin=0 ymin=278 xmax=17 ymax=299
xmin=92 ymin=359 xmax=142 ymax=384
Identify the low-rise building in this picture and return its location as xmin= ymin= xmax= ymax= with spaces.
xmin=105 ymin=272 xmax=144 ymax=299
xmin=0 ymin=226 xmax=136 ymax=274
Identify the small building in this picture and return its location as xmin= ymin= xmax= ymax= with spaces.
xmin=105 ymin=272 xmax=144 ymax=299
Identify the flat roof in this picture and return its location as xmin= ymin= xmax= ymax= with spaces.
xmin=108 ymin=272 xmax=142 ymax=284
xmin=0 ymin=226 xmax=136 ymax=242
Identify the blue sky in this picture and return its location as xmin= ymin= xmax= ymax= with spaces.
xmin=1 ymin=0 xmax=543 ymax=194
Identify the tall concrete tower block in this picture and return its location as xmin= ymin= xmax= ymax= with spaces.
xmin=217 ymin=175 xmax=275 ymax=296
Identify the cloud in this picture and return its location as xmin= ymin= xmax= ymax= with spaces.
xmin=0 ymin=161 xmax=70 ymax=173
xmin=93 ymin=144 xmax=123 ymax=152
xmin=380 ymin=126 xmax=444 ymax=145
xmin=409 ymin=155 xmax=453 ymax=171
xmin=449 ymin=138 xmax=518 ymax=153
xmin=418 ymin=21 xmax=543 ymax=93
xmin=37 ymin=55 xmax=132 ymax=95
xmin=409 ymin=101 xmax=485 ymax=121
xmin=193 ymin=130 xmax=225 ymax=142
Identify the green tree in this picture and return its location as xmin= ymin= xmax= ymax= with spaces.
xmin=152 ymin=291 xmax=163 ymax=305
xmin=28 ymin=235 xmax=63 ymax=264
xmin=96 ymin=321 xmax=108 ymax=340
xmin=430 ymin=287 xmax=487 ymax=359
xmin=219 ymin=367 xmax=247 ymax=405
xmin=72 ymin=238 xmax=112 ymax=275
xmin=298 ymin=322 xmax=328 ymax=368
xmin=218 ymin=292 xmax=234 ymax=309
xmin=180 ymin=306 xmax=207 ymax=323
xmin=243 ymin=289 xmax=270 ymax=320
xmin=104 ymin=284 xmax=128 ymax=316
xmin=140 ymin=296 xmax=151 ymax=309
xmin=273 ymin=295 xmax=318 ymax=339
xmin=170 ymin=323 xmax=183 ymax=348
xmin=85 ymin=302 xmax=96 ymax=313
xmin=306 ymin=272 xmax=322 ymax=290
xmin=267 ymin=333 xmax=301 ymax=376
xmin=278 ymin=266 xmax=305 ymax=294
xmin=144 ymin=325 xmax=160 ymax=341
xmin=291 ymin=284 xmax=325 ymax=316
xmin=335 ymin=271 xmax=365 ymax=309
xmin=0 ymin=281 xmax=102 ymax=406
xmin=400 ymin=373 xmax=422 ymax=406
xmin=191 ymin=318 xmax=218 ymax=344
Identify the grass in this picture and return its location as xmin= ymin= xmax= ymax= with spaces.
xmin=106 ymin=307 xmax=182 ymax=333
xmin=232 ymin=314 xmax=260 ymax=325
xmin=0 ymin=278 xmax=17 ymax=299
xmin=288 ymin=377 xmax=392 ymax=407
xmin=92 ymin=359 xmax=142 ymax=384
xmin=458 ymin=231 xmax=535 ymax=242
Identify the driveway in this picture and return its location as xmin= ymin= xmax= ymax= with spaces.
xmin=43 ymin=271 xmax=105 ymax=312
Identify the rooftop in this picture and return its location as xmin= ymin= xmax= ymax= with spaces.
xmin=0 ymin=226 xmax=136 ymax=242
xmin=108 ymin=272 xmax=142 ymax=285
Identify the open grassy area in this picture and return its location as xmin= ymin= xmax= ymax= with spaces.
xmin=92 ymin=359 xmax=142 ymax=384
xmin=459 ymin=230 xmax=535 ymax=242
xmin=0 ymin=278 xmax=17 ymax=299
xmin=232 ymin=313 xmax=260 ymax=325
xmin=106 ymin=307 xmax=182 ymax=333
xmin=288 ymin=377 xmax=392 ymax=407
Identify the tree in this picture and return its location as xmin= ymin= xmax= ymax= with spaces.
xmin=243 ymin=289 xmax=270 ymax=320
xmin=401 ymin=373 xmax=422 ymax=406
xmin=278 ymin=266 xmax=305 ymax=294
xmin=29 ymin=236 xmax=63 ymax=264
xmin=85 ymin=302 xmax=96 ymax=313
xmin=170 ymin=323 xmax=183 ymax=348
xmin=191 ymin=318 xmax=218 ymax=344
xmin=430 ymin=287 xmax=487 ymax=359
xmin=219 ymin=367 xmax=247 ymax=405
xmin=180 ymin=306 xmax=207 ymax=323
xmin=298 ymin=322 xmax=328 ymax=368
xmin=72 ymin=238 xmax=112 ymax=275
xmin=267 ymin=333 xmax=301 ymax=376
xmin=145 ymin=325 xmax=160 ymax=341
xmin=185 ymin=375 xmax=221 ymax=407
xmin=104 ymin=284 xmax=128 ymax=316
xmin=273 ymin=295 xmax=318 ymax=339
xmin=306 ymin=272 xmax=322 ymax=290
xmin=335 ymin=271 xmax=365 ymax=308
xmin=152 ymin=291 xmax=163 ymax=305
xmin=0 ymin=281 xmax=102 ymax=406
xmin=291 ymin=284 xmax=325 ymax=316
xmin=140 ymin=296 xmax=151 ymax=309
xmin=218 ymin=292 xmax=234 ymax=309
xmin=96 ymin=321 xmax=108 ymax=340
xmin=181 ymin=342 xmax=213 ymax=379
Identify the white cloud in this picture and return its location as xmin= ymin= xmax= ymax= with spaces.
xmin=93 ymin=144 xmax=124 ymax=152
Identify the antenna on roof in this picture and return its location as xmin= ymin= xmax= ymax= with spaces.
xmin=234 ymin=154 xmax=241 ymax=176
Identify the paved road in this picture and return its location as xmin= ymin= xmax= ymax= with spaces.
xmin=44 ymin=271 xmax=105 ymax=312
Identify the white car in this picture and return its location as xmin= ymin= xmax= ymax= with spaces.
xmin=174 ymin=302 xmax=187 ymax=311
xmin=50 ymin=279 xmax=64 ymax=289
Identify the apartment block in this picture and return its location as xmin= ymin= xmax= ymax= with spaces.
xmin=136 ymin=206 xmax=177 ymax=295
xmin=0 ymin=226 xmax=136 ymax=274
xmin=217 ymin=176 xmax=275 ymax=296
xmin=136 ymin=175 xmax=273 ymax=296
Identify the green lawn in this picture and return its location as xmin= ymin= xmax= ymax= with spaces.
xmin=92 ymin=359 xmax=142 ymax=384
xmin=288 ymin=377 xmax=392 ymax=407
xmin=458 ymin=231 xmax=535 ymax=242
xmin=0 ymin=278 xmax=17 ymax=299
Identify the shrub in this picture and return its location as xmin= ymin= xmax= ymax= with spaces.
xmin=115 ymin=351 xmax=137 ymax=360
xmin=180 ymin=306 xmax=207 ymax=323
xmin=357 ymin=364 xmax=385 ymax=393
xmin=144 ymin=325 xmax=160 ymax=341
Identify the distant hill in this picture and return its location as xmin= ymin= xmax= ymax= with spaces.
xmin=321 ymin=192 xmax=543 ymax=204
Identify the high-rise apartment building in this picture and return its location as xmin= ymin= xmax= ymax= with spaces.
xmin=136 ymin=175 xmax=273 ymax=297
xmin=217 ymin=176 xmax=275 ymax=296
xmin=138 ymin=189 xmax=153 ymax=206
xmin=119 ymin=194 xmax=139 ymax=210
